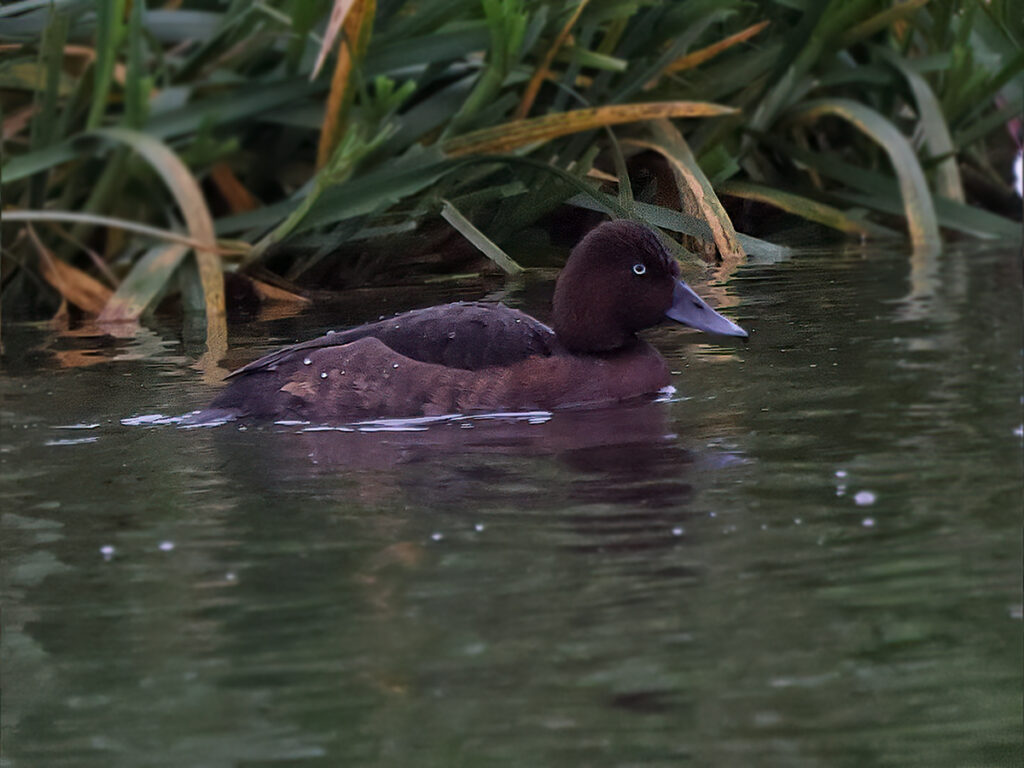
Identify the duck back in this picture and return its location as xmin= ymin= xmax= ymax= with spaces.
xmin=227 ymin=302 xmax=556 ymax=378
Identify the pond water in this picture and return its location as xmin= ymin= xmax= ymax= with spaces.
xmin=2 ymin=243 xmax=1021 ymax=767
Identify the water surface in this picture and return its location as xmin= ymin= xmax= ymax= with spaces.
xmin=2 ymin=244 xmax=1021 ymax=767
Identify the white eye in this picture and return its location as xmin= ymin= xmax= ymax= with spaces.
xmin=632 ymin=263 xmax=646 ymax=275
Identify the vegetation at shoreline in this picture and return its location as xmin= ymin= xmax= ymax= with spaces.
xmin=2 ymin=0 xmax=1021 ymax=347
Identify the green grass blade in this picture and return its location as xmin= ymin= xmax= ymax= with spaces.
xmin=877 ymin=47 xmax=964 ymax=202
xmin=440 ymin=199 xmax=523 ymax=274
xmin=97 ymin=243 xmax=190 ymax=322
xmin=86 ymin=0 xmax=126 ymax=129
xmin=564 ymin=193 xmax=792 ymax=262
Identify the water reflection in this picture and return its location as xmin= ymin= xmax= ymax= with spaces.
xmin=1 ymin=243 xmax=1020 ymax=767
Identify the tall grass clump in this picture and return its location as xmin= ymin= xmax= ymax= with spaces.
xmin=2 ymin=0 xmax=1021 ymax=350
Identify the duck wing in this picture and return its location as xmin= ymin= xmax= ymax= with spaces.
xmin=226 ymin=302 xmax=556 ymax=379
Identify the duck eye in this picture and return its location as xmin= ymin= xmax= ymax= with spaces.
xmin=632 ymin=263 xmax=646 ymax=276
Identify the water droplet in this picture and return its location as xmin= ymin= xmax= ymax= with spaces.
xmin=225 ymin=572 xmax=237 ymax=582
xmin=431 ymin=532 xmax=443 ymax=541
xmin=392 ymin=363 xmax=399 ymax=369
xmin=835 ymin=469 xmax=847 ymax=478
xmin=158 ymin=541 xmax=175 ymax=552
xmin=671 ymin=527 xmax=684 ymax=536
xmin=854 ymin=490 xmax=877 ymax=506
xmin=474 ymin=523 xmax=485 ymax=532
xmin=861 ymin=517 xmax=876 ymax=528
xmin=326 ymin=330 xmax=335 ymax=335
xmin=303 ymin=357 xmax=312 ymax=366
xmin=836 ymin=484 xmax=846 ymax=496
xmin=100 ymin=545 xmax=115 ymax=560
xmin=320 ymin=372 xmax=328 ymax=379
xmin=793 ymin=518 xmax=803 ymax=525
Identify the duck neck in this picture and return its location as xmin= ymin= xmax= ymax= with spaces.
xmin=552 ymin=322 xmax=640 ymax=355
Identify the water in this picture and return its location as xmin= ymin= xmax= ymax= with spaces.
xmin=2 ymin=244 xmax=1021 ymax=767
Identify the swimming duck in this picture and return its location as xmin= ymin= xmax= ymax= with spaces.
xmin=207 ymin=220 xmax=748 ymax=422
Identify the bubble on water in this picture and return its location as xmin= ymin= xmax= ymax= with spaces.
xmin=100 ymin=545 xmax=115 ymax=560
xmin=671 ymin=527 xmax=684 ymax=536
xmin=431 ymin=532 xmax=444 ymax=541
xmin=225 ymin=572 xmax=237 ymax=582
xmin=835 ymin=469 xmax=847 ymax=478
xmin=474 ymin=524 xmax=485 ymax=532
xmin=158 ymin=541 xmax=175 ymax=552
xmin=854 ymin=490 xmax=877 ymax=506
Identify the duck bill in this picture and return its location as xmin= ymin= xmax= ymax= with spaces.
xmin=665 ymin=280 xmax=748 ymax=338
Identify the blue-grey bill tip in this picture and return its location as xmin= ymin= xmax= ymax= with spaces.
xmin=665 ymin=280 xmax=748 ymax=338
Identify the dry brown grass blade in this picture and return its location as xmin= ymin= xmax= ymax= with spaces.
xmin=626 ymin=119 xmax=745 ymax=271
xmin=28 ymin=225 xmax=112 ymax=314
xmin=658 ymin=21 xmax=770 ymax=80
xmin=3 ymin=104 xmax=37 ymax=140
xmin=586 ymin=167 xmax=618 ymax=183
xmin=514 ymin=0 xmax=590 ymax=120
xmin=249 ymin=277 xmax=312 ymax=305
xmin=210 ymin=162 xmax=260 ymax=213
xmin=316 ymin=0 xmax=375 ymax=169
xmin=444 ymin=101 xmax=738 ymax=157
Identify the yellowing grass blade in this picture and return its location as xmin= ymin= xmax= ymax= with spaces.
xmin=515 ymin=0 xmax=590 ymax=119
xmin=316 ymin=0 xmax=376 ymax=168
xmin=626 ymin=119 xmax=746 ymax=269
xmin=716 ymin=180 xmax=888 ymax=237
xmin=443 ymin=101 xmax=737 ymax=157
xmin=657 ymin=21 xmax=770 ymax=79
xmin=837 ymin=0 xmax=929 ymax=49
xmin=787 ymin=98 xmax=941 ymax=253
xmin=87 ymin=127 xmax=226 ymax=370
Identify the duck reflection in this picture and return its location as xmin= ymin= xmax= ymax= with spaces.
xmin=209 ymin=399 xmax=708 ymax=506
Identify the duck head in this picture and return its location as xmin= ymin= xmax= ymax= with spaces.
xmin=552 ymin=220 xmax=748 ymax=353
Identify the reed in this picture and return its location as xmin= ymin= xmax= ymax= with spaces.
xmin=2 ymin=0 xmax=1020 ymax=339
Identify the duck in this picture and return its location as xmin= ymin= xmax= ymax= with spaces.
xmin=206 ymin=219 xmax=748 ymax=423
